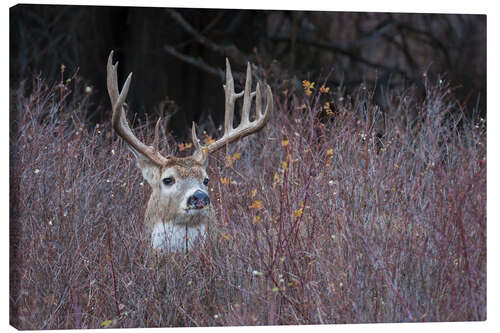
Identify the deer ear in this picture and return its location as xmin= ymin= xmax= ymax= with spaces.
xmin=129 ymin=147 xmax=160 ymax=185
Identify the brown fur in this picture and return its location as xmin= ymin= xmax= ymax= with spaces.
xmin=162 ymin=157 xmax=205 ymax=179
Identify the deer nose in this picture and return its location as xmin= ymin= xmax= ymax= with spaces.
xmin=187 ymin=190 xmax=210 ymax=209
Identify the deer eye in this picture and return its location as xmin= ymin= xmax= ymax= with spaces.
xmin=203 ymin=178 xmax=209 ymax=186
xmin=162 ymin=177 xmax=175 ymax=186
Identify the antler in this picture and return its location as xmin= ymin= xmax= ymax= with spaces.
xmin=107 ymin=51 xmax=169 ymax=166
xmin=192 ymin=59 xmax=272 ymax=159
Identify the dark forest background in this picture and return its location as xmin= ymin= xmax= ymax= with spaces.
xmin=10 ymin=5 xmax=486 ymax=139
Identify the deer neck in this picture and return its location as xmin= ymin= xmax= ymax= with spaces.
xmin=151 ymin=221 xmax=207 ymax=252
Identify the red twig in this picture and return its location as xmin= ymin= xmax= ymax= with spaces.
xmin=58 ymin=65 xmax=65 ymax=221
xmin=106 ymin=229 xmax=121 ymax=318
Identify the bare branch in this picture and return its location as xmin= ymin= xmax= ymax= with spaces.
xmin=166 ymin=9 xmax=247 ymax=64
xmin=164 ymin=45 xmax=224 ymax=80
xmin=268 ymin=34 xmax=413 ymax=82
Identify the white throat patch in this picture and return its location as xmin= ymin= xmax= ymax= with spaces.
xmin=151 ymin=222 xmax=207 ymax=252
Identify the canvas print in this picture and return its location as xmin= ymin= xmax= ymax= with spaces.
xmin=9 ymin=4 xmax=486 ymax=329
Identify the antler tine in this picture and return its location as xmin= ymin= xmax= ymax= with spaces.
xmin=191 ymin=58 xmax=272 ymax=155
xmin=191 ymin=122 xmax=201 ymax=152
xmin=191 ymin=122 xmax=207 ymax=164
xmin=107 ymin=51 xmax=169 ymax=166
xmin=241 ymin=62 xmax=256 ymax=126
xmin=222 ymin=59 xmax=232 ymax=136
xmin=152 ymin=117 xmax=161 ymax=154
xmin=106 ymin=51 xmax=120 ymax=106
xmin=223 ymin=58 xmax=245 ymax=135
xmin=246 ymin=81 xmax=272 ymax=132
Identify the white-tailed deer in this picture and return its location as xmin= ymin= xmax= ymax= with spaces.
xmin=107 ymin=51 xmax=272 ymax=252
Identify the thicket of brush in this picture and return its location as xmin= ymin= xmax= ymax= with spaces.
xmin=10 ymin=72 xmax=486 ymax=329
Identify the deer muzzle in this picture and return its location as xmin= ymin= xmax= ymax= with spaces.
xmin=187 ymin=190 xmax=210 ymax=209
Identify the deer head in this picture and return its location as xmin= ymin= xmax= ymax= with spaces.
xmin=106 ymin=51 xmax=272 ymax=252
